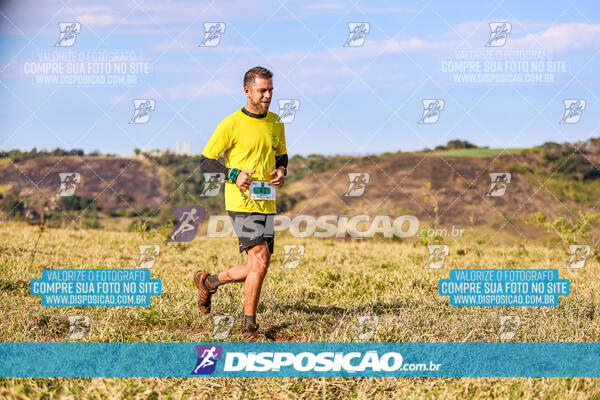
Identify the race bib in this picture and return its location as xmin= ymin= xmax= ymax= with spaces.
xmin=249 ymin=181 xmax=276 ymax=201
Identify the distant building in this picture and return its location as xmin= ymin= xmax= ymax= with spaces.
xmin=147 ymin=149 xmax=169 ymax=157
xmin=129 ymin=142 xmax=191 ymax=158
xmin=175 ymin=141 xmax=192 ymax=155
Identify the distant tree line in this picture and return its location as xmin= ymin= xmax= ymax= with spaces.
xmin=528 ymin=139 xmax=600 ymax=181
xmin=0 ymin=148 xmax=117 ymax=163
xmin=434 ymin=140 xmax=481 ymax=151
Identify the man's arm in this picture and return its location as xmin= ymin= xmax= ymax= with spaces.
xmin=274 ymin=119 xmax=288 ymax=177
xmin=275 ymin=153 xmax=288 ymax=176
xmin=199 ymin=155 xmax=228 ymax=175
xmin=198 ymin=155 xmax=242 ymax=184
xmin=270 ymin=153 xmax=287 ymax=187
xmin=200 ymin=118 xmax=246 ymax=184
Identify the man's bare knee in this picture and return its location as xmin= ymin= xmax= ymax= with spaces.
xmin=247 ymin=242 xmax=270 ymax=274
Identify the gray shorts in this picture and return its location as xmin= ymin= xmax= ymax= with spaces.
xmin=228 ymin=211 xmax=275 ymax=254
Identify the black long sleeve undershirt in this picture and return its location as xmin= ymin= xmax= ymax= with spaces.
xmin=275 ymin=153 xmax=288 ymax=175
xmin=198 ymin=155 xmax=228 ymax=175
xmin=199 ymin=154 xmax=289 ymax=176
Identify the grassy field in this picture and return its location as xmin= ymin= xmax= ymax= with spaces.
xmin=1 ymin=222 xmax=600 ymax=398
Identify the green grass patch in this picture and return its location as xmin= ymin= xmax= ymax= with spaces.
xmin=544 ymin=178 xmax=600 ymax=206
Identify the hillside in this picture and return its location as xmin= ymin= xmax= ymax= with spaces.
xmin=2 ymin=140 xmax=600 ymax=236
xmin=0 ymin=156 xmax=165 ymax=207
xmin=0 ymin=156 xmax=167 ymax=228
xmin=285 ymin=153 xmax=577 ymax=226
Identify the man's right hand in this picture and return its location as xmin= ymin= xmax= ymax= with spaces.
xmin=236 ymin=169 xmax=255 ymax=191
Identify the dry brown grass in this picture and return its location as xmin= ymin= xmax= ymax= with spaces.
xmin=1 ymin=222 xmax=600 ymax=398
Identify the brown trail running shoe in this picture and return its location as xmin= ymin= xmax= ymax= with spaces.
xmin=193 ymin=270 xmax=216 ymax=314
xmin=242 ymin=323 xmax=267 ymax=342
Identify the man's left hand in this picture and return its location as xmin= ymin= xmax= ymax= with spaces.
xmin=269 ymin=169 xmax=285 ymax=187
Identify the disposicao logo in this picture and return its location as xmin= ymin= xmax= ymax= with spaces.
xmin=189 ymin=346 xmax=444 ymax=376
xmin=191 ymin=345 xmax=222 ymax=375
xmin=223 ymin=351 xmax=404 ymax=372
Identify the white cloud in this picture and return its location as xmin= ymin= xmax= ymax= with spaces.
xmin=510 ymin=23 xmax=600 ymax=51
xmin=146 ymin=79 xmax=240 ymax=100
xmin=301 ymin=3 xmax=343 ymax=12
xmin=297 ymin=81 xmax=337 ymax=94
xmin=92 ymin=19 xmax=600 ymax=102
xmin=451 ymin=21 xmax=600 ymax=51
xmin=152 ymin=40 xmax=259 ymax=55
xmin=361 ymin=6 xmax=418 ymax=14
xmin=77 ymin=14 xmax=120 ymax=28
xmin=326 ymin=22 xmax=600 ymax=61
xmin=296 ymin=2 xmax=416 ymax=18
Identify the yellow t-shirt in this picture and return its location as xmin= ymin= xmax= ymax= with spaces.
xmin=201 ymin=108 xmax=287 ymax=213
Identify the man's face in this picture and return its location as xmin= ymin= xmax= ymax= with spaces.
xmin=245 ymin=77 xmax=273 ymax=114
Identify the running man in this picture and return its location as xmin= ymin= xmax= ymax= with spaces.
xmin=195 ymin=66 xmax=288 ymax=341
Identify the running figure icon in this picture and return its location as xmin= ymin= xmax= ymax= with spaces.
xmin=193 ymin=346 xmax=218 ymax=373
xmin=170 ymin=209 xmax=200 ymax=241
xmin=168 ymin=207 xmax=205 ymax=242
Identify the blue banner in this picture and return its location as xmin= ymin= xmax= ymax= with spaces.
xmin=439 ymin=269 xmax=569 ymax=306
xmin=1 ymin=342 xmax=600 ymax=377
xmin=30 ymin=269 xmax=162 ymax=306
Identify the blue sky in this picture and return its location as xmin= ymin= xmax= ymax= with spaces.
xmin=1 ymin=0 xmax=599 ymax=156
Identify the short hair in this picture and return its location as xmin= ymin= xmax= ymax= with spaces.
xmin=244 ymin=66 xmax=273 ymax=88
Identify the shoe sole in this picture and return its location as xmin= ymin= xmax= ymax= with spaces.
xmin=193 ymin=270 xmax=211 ymax=314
